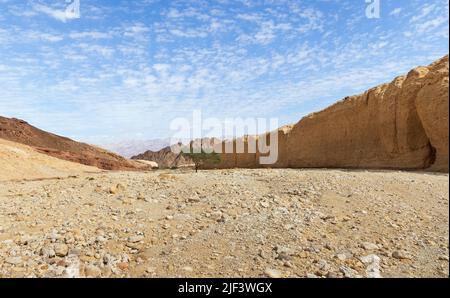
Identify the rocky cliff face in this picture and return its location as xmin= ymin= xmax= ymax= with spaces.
xmin=415 ymin=57 xmax=449 ymax=172
xmin=0 ymin=117 xmax=147 ymax=171
xmin=188 ymin=56 xmax=449 ymax=172
xmin=285 ymin=55 xmax=448 ymax=172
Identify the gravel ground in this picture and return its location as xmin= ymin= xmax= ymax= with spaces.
xmin=0 ymin=169 xmax=448 ymax=278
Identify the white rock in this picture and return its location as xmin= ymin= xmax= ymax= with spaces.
xmin=361 ymin=242 xmax=380 ymax=250
xmin=6 ymin=256 xmax=22 ymax=265
xmin=265 ymin=268 xmax=282 ymax=278
xmin=339 ymin=266 xmax=359 ymax=278
xmin=360 ymin=254 xmax=382 ymax=278
xmin=54 ymin=243 xmax=69 ymax=257
xmin=85 ymin=265 xmax=102 ymax=278
xmin=128 ymin=235 xmax=144 ymax=243
xmin=64 ymin=255 xmax=81 ymax=278
xmin=392 ymin=250 xmax=412 ymax=260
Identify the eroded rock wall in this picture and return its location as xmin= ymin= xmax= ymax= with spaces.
xmin=285 ymin=55 xmax=448 ymax=172
xmin=211 ymin=55 xmax=449 ymax=172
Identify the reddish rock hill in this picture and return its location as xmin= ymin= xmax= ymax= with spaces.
xmin=0 ymin=117 xmax=147 ymax=171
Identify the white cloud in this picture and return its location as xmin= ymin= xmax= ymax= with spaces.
xmin=410 ymin=3 xmax=437 ymax=23
xmin=416 ymin=16 xmax=448 ymax=33
xmin=33 ymin=3 xmax=80 ymax=22
xmin=69 ymin=31 xmax=113 ymax=40
xmin=390 ymin=8 xmax=402 ymax=16
xmin=169 ymin=28 xmax=208 ymax=38
xmin=77 ymin=43 xmax=115 ymax=58
xmin=123 ymin=23 xmax=151 ymax=40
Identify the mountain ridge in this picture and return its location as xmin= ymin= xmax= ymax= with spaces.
xmin=0 ymin=117 xmax=147 ymax=171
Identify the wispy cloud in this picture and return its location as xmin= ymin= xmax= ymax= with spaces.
xmin=390 ymin=8 xmax=402 ymax=16
xmin=33 ymin=3 xmax=80 ymax=22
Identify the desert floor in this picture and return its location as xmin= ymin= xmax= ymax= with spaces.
xmin=0 ymin=169 xmax=448 ymax=278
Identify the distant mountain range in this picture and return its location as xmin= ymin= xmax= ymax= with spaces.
xmin=103 ymin=139 xmax=171 ymax=158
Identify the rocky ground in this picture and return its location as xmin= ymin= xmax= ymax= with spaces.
xmin=0 ymin=169 xmax=448 ymax=278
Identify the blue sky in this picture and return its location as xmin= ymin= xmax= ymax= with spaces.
xmin=0 ymin=0 xmax=448 ymax=144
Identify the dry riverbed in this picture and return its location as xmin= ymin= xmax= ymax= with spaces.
xmin=0 ymin=169 xmax=448 ymax=278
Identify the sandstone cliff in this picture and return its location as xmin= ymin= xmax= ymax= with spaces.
xmin=285 ymin=55 xmax=448 ymax=172
xmin=145 ymin=56 xmax=448 ymax=172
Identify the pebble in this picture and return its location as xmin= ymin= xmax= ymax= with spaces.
xmin=6 ymin=256 xmax=22 ymax=265
xmin=317 ymin=260 xmax=330 ymax=271
xmin=275 ymin=246 xmax=294 ymax=261
xmin=339 ymin=266 xmax=359 ymax=278
xmin=41 ymin=247 xmax=56 ymax=258
xmin=54 ymin=244 xmax=69 ymax=257
xmin=392 ymin=250 xmax=412 ymax=260
xmin=327 ymin=272 xmax=340 ymax=278
xmin=109 ymin=183 xmax=126 ymax=194
xmin=360 ymin=254 xmax=382 ymax=278
xmin=361 ymin=242 xmax=380 ymax=250
xmin=336 ymin=253 xmax=351 ymax=261
xmin=260 ymin=202 xmax=270 ymax=208
xmin=265 ymin=268 xmax=282 ymax=278
xmin=64 ymin=255 xmax=81 ymax=278
xmin=128 ymin=235 xmax=144 ymax=243
xmin=84 ymin=265 xmax=102 ymax=278
xmin=117 ymin=262 xmax=129 ymax=271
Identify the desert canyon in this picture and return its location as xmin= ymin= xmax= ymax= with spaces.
xmin=0 ymin=56 xmax=448 ymax=278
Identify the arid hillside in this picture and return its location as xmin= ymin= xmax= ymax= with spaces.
xmin=0 ymin=117 xmax=147 ymax=171
xmin=0 ymin=138 xmax=101 ymax=181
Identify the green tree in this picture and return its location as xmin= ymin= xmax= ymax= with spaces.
xmin=181 ymin=148 xmax=221 ymax=173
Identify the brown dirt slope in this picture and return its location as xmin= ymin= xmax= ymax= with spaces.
xmin=0 ymin=117 xmax=146 ymax=171
xmin=0 ymin=138 xmax=101 ymax=181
